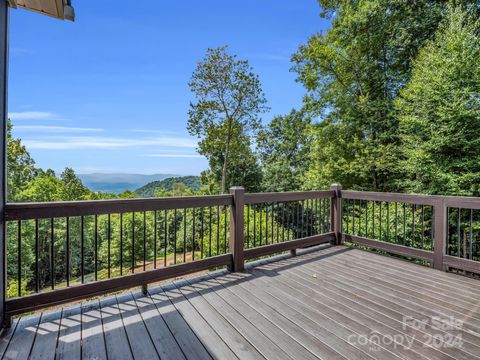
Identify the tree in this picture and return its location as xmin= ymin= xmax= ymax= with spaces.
xmin=256 ymin=110 xmax=311 ymax=192
xmin=59 ymin=167 xmax=90 ymax=200
xmin=188 ymin=46 xmax=269 ymax=193
xmin=292 ymin=0 xmax=463 ymax=191
xmin=7 ymin=120 xmax=37 ymax=201
xmin=397 ymin=6 xmax=480 ymax=195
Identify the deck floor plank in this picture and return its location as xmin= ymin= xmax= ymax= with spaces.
xmin=81 ymin=300 xmax=107 ymax=360
xmin=29 ymin=309 xmax=62 ymax=360
xmin=0 ymin=319 xmax=18 ymax=358
xmin=1 ymin=245 xmax=480 ymax=360
xmin=149 ymin=286 xmax=212 ymax=360
xmin=55 ymin=305 xmax=82 ymax=360
xmin=116 ymin=293 xmax=160 ymax=360
xmin=99 ymin=296 xmax=133 ymax=360
xmin=131 ymin=290 xmax=186 ymax=360
xmin=3 ymin=313 xmax=40 ymax=360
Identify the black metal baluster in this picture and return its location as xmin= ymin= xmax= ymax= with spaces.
xmin=143 ymin=211 xmax=147 ymax=271
xmin=372 ymin=201 xmax=375 ymax=239
xmin=174 ymin=209 xmax=177 ymax=264
xmin=296 ymin=202 xmax=300 ymax=239
xmin=403 ymin=204 xmax=407 ymax=245
xmin=265 ymin=203 xmax=269 ymax=245
xmin=51 ymin=218 xmax=55 ymax=289
xmin=411 ymin=205 xmax=415 ymax=248
xmin=345 ymin=199 xmax=348 ymax=234
xmin=35 ymin=218 xmax=39 ymax=292
xmin=271 ymin=203 xmax=274 ymax=243
xmin=246 ymin=205 xmax=250 ymax=248
xmin=208 ymin=207 xmax=212 ymax=257
xmin=132 ymin=212 xmax=135 ymax=273
xmin=216 ymin=205 xmax=220 ymax=255
xmin=200 ymin=208 xmax=204 ymax=259
xmin=276 ymin=203 xmax=280 ymax=241
xmin=94 ymin=215 xmax=98 ymax=281
xmin=224 ymin=206 xmax=227 ymax=253
xmin=352 ymin=200 xmax=355 ymax=235
xmin=183 ymin=208 xmax=187 ymax=262
xmin=379 ymin=202 xmax=382 ymax=241
xmin=164 ymin=209 xmax=167 ymax=267
xmin=81 ymin=216 xmax=84 ymax=283
xmin=469 ymin=209 xmax=473 ymax=259
xmin=457 ymin=208 xmax=461 ymax=257
xmin=282 ymin=203 xmax=285 ymax=242
xmin=192 ymin=208 xmax=196 ymax=260
xmin=365 ymin=200 xmax=368 ymax=238
xmin=386 ymin=202 xmax=390 ymax=242
xmin=120 ymin=213 xmax=123 ymax=275
xmin=320 ymin=199 xmax=324 ymax=234
xmin=17 ymin=220 xmax=21 ymax=297
xmin=395 ymin=202 xmax=398 ymax=243
xmin=154 ymin=210 xmax=157 ymax=269
xmin=259 ymin=206 xmax=263 ymax=245
xmin=107 ymin=214 xmax=111 ymax=278
xmin=253 ymin=206 xmax=257 ymax=247
xmin=421 ymin=205 xmax=425 ymax=249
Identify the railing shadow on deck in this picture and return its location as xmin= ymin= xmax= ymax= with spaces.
xmin=3 ymin=244 xmax=348 ymax=353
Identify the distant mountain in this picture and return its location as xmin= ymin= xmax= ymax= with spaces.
xmin=78 ymin=173 xmax=178 ymax=194
xmin=135 ymin=176 xmax=201 ymax=197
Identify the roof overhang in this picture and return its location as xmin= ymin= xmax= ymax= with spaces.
xmin=7 ymin=0 xmax=74 ymax=21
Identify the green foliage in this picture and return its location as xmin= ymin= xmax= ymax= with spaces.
xmin=7 ymin=120 xmax=37 ymax=202
xmin=397 ymin=6 xmax=480 ymax=195
xmin=256 ymin=110 xmax=311 ymax=191
xmin=188 ymin=46 xmax=268 ymax=193
xmin=135 ymin=176 xmax=201 ymax=197
xmin=292 ymin=0 xmax=453 ymax=191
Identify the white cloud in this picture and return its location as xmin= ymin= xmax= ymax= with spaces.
xmin=14 ymin=125 xmax=104 ymax=133
xmin=22 ymin=135 xmax=197 ymax=150
xmin=8 ymin=111 xmax=65 ymax=121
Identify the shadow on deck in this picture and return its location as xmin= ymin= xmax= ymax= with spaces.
xmin=1 ymin=245 xmax=480 ymax=360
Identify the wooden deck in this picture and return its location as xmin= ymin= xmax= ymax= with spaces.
xmin=1 ymin=245 xmax=480 ymax=360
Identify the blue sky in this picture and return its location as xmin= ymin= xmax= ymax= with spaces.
xmin=8 ymin=1 xmax=329 ymax=175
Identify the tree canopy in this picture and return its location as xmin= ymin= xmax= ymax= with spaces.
xmin=397 ymin=5 xmax=480 ymax=195
xmin=188 ymin=46 xmax=268 ymax=193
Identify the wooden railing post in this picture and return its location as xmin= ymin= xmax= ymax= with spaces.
xmin=433 ymin=198 xmax=446 ymax=271
xmin=330 ymin=184 xmax=342 ymax=245
xmin=229 ymin=187 xmax=245 ymax=272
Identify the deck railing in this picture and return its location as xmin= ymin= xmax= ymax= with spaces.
xmin=3 ymin=184 xmax=480 ymax=323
